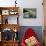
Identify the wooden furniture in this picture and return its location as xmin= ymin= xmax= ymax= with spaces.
xmin=0 ymin=7 xmax=19 ymax=24
xmin=0 ymin=41 xmax=2 ymax=46
xmin=2 ymin=41 xmax=19 ymax=46
xmin=0 ymin=7 xmax=20 ymax=46
xmin=43 ymin=0 xmax=46 ymax=26
xmin=0 ymin=24 xmax=19 ymax=32
xmin=43 ymin=0 xmax=46 ymax=46
xmin=43 ymin=26 xmax=46 ymax=46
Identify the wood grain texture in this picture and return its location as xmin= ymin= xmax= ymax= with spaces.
xmin=0 ymin=7 xmax=20 ymax=46
xmin=0 ymin=24 xmax=20 ymax=32
xmin=43 ymin=0 xmax=46 ymax=26
xmin=2 ymin=41 xmax=19 ymax=46
xmin=43 ymin=0 xmax=46 ymax=45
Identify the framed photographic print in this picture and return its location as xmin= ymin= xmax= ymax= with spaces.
xmin=23 ymin=8 xmax=37 ymax=18
xmin=10 ymin=11 xmax=15 ymax=15
xmin=2 ymin=10 xmax=9 ymax=15
xmin=9 ymin=9 xmax=18 ymax=15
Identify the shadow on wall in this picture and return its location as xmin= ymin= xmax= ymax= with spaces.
xmin=18 ymin=26 xmax=43 ymax=44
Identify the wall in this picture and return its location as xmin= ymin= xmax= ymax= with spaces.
xmin=18 ymin=0 xmax=44 ymax=26
xmin=0 ymin=0 xmax=44 ymax=26
xmin=0 ymin=0 xmax=15 ymax=7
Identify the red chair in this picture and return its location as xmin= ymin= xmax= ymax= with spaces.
xmin=21 ymin=28 xmax=41 ymax=46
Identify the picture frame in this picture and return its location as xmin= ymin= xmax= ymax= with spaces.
xmin=2 ymin=10 xmax=9 ymax=15
xmin=10 ymin=12 xmax=18 ymax=15
xmin=23 ymin=8 xmax=37 ymax=18
xmin=9 ymin=10 xmax=17 ymax=15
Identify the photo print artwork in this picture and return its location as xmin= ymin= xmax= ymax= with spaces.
xmin=23 ymin=8 xmax=37 ymax=18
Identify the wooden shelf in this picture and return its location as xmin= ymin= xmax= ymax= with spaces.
xmin=2 ymin=40 xmax=19 ymax=42
xmin=0 ymin=24 xmax=20 ymax=32
xmin=0 ymin=40 xmax=19 ymax=46
xmin=0 ymin=7 xmax=20 ymax=46
xmin=0 ymin=7 xmax=19 ymax=10
xmin=0 ymin=7 xmax=19 ymax=15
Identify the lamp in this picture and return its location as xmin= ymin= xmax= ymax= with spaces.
xmin=15 ymin=0 xmax=17 ymax=7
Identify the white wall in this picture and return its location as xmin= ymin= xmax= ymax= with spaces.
xmin=0 ymin=0 xmax=15 ymax=7
xmin=18 ymin=0 xmax=44 ymax=26
xmin=0 ymin=0 xmax=44 ymax=26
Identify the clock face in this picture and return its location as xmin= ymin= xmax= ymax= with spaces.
xmin=2 ymin=10 xmax=9 ymax=15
